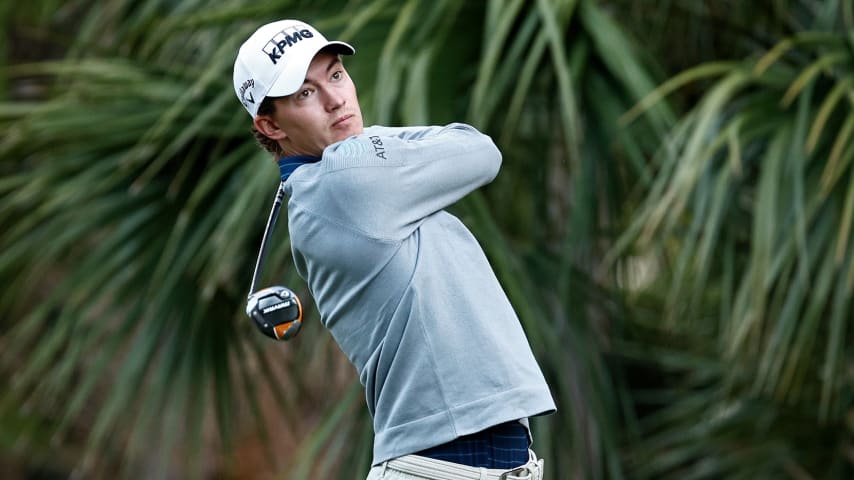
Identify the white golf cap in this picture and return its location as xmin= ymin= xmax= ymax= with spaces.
xmin=233 ymin=19 xmax=355 ymax=117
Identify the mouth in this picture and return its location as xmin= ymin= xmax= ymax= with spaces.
xmin=332 ymin=114 xmax=354 ymax=128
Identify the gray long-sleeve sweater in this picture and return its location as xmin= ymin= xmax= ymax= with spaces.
xmin=282 ymin=123 xmax=555 ymax=465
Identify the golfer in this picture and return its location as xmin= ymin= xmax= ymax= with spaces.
xmin=233 ymin=19 xmax=556 ymax=479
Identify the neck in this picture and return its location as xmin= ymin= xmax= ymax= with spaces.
xmin=279 ymin=141 xmax=320 ymax=158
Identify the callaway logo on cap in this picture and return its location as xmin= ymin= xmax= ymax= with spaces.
xmin=233 ymin=19 xmax=355 ymax=117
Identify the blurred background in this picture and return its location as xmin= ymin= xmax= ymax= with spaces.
xmin=1 ymin=0 xmax=852 ymax=478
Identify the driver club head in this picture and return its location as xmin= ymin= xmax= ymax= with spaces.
xmin=246 ymin=286 xmax=303 ymax=340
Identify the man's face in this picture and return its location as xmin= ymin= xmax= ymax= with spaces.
xmin=268 ymin=51 xmax=363 ymax=157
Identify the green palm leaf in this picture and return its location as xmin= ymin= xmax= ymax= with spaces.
xmin=615 ymin=2 xmax=854 ymax=477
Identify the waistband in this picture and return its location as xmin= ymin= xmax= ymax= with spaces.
xmin=381 ymin=450 xmax=544 ymax=480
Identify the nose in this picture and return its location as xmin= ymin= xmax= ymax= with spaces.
xmin=324 ymin=89 xmax=345 ymax=112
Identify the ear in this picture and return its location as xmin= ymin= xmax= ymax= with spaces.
xmin=253 ymin=114 xmax=287 ymax=141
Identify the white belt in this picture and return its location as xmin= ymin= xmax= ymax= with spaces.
xmin=382 ymin=449 xmax=544 ymax=480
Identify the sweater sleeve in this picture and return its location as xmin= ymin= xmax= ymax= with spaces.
xmin=317 ymin=123 xmax=501 ymax=240
xmin=363 ymin=125 xmax=445 ymax=140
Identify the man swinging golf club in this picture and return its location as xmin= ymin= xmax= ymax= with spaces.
xmin=234 ymin=19 xmax=556 ymax=480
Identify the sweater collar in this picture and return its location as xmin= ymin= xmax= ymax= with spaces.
xmin=278 ymin=155 xmax=321 ymax=182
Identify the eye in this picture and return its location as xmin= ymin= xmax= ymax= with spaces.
xmin=298 ymin=88 xmax=313 ymax=99
xmin=331 ymin=70 xmax=343 ymax=81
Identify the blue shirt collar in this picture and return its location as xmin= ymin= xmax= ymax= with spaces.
xmin=278 ymin=155 xmax=321 ymax=182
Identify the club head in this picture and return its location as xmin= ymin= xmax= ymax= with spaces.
xmin=246 ymin=286 xmax=303 ymax=340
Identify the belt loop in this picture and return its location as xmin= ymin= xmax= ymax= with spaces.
xmin=500 ymin=472 xmax=533 ymax=480
xmin=381 ymin=461 xmax=388 ymax=477
xmin=499 ymin=450 xmax=541 ymax=480
xmin=479 ymin=467 xmax=487 ymax=480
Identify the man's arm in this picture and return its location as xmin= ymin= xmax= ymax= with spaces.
xmin=361 ymin=125 xmax=444 ymax=141
xmin=318 ymin=123 xmax=501 ymax=239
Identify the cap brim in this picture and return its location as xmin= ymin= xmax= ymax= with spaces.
xmin=265 ymin=41 xmax=355 ymax=98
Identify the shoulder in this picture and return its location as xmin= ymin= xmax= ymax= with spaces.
xmin=322 ymin=131 xmax=393 ymax=165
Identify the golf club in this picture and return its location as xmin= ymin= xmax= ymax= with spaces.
xmin=245 ymin=182 xmax=303 ymax=340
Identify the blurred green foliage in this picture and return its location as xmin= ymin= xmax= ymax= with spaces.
xmin=0 ymin=0 xmax=851 ymax=478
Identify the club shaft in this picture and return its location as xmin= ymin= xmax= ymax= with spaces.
xmin=249 ymin=182 xmax=286 ymax=296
